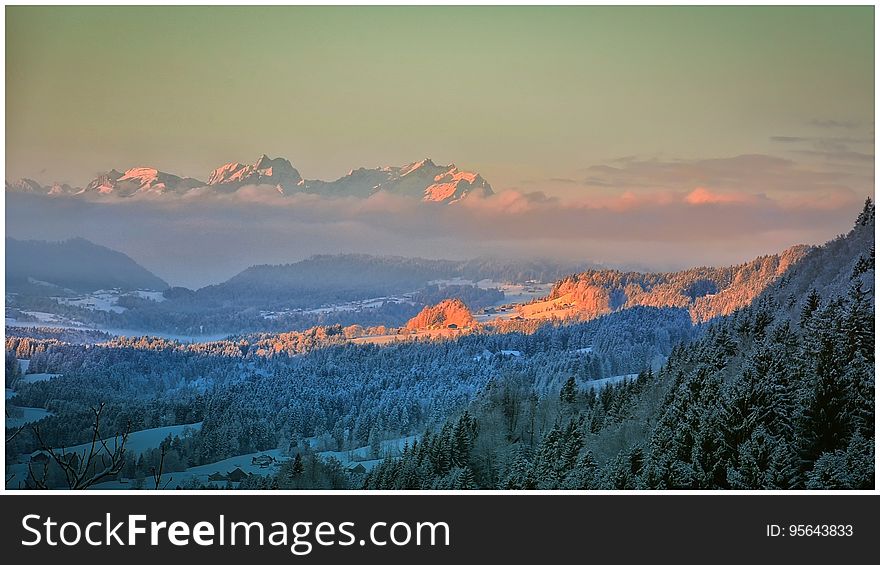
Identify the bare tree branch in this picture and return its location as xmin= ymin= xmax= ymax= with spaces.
xmin=150 ymin=443 xmax=172 ymax=490
xmin=29 ymin=403 xmax=131 ymax=490
xmin=5 ymin=423 xmax=25 ymax=444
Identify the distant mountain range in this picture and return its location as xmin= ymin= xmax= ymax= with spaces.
xmin=6 ymin=233 xmax=815 ymax=336
xmin=5 ymin=155 xmax=493 ymax=204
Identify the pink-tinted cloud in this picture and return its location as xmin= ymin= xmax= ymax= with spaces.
xmin=684 ymin=187 xmax=762 ymax=206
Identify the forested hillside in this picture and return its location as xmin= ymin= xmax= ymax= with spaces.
xmin=180 ymin=255 xmax=590 ymax=310
xmin=6 ymin=237 xmax=168 ymax=294
xmin=522 ymin=245 xmax=809 ymax=323
xmin=404 ymin=299 xmax=475 ymax=330
xmin=361 ymin=201 xmax=874 ymax=489
xmin=6 ymin=304 xmax=692 ymax=488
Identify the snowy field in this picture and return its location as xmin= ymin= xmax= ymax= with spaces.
xmin=133 ymin=290 xmax=166 ymax=302
xmin=6 ymin=359 xmax=56 ymax=428
xmin=316 ymin=434 xmax=419 ymax=465
xmin=431 ymin=278 xmax=553 ymax=307
xmin=6 ymin=316 xmax=229 ymax=343
xmin=9 ymin=433 xmax=420 ymax=490
xmin=147 ymin=434 xmax=420 ymax=489
xmin=5 ymin=314 xmax=87 ymax=330
xmin=122 ymin=422 xmax=202 ymax=455
xmin=466 ymin=279 xmax=554 ymax=323
xmin=258 ymin=278 xmax=551 ymax=323
xmin=583 ymin=373 xmax=639 ymax=390
xmin=6 ymin=407 xmax=53 ymax=428
xmin=4 ymin=422 xmax=203 ymax=489
xmin=261 ymin=294 xmax=416 ymax=319
xmin=12 ymin=310 xmax=69 ymax=325
xmin=54 ymin=288 xmax=167 ymax=314
xmin=303 ymin=295 xmax=414 ymax=315
xmin=55 ymin=422 xmax=205 ymax=457
xmin=55 ymin=290 xmax=127 ymax=313
xmin=473 ymin=349 xmax=524 ymax=361
xmin=99 ymin=328 xmax=230 ymax=343
xmin=351 ymin=327 xmax=467 ymax=345
xmin=65 ymin=447 xmax=289 ymax=490
xmin=20 ymin=373 xmax=61 ymax=384
xmin=481 ymin=280 xmax=553 ymax=303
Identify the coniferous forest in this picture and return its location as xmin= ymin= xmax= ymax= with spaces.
xmin=4 ymin=202 xmax=874 ymax=490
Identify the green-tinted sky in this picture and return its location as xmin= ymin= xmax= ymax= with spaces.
xmin=5 ymin=5 xmax=874 ymax=194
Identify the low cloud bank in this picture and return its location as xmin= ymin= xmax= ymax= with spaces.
xmin=6 ymin=184 xmax=863 ymax=289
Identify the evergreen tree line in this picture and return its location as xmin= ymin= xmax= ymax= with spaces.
xmin=7 ymin=304 xmax=690 ymax=476
xmin=361 ymin=201 xmax=875 ymax=490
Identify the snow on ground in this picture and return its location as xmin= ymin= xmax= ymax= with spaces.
xmin=583 ymin=373 xmax=639 ymax=391
xmin=122 ymin=422 xmax=203 ymax=455
xmin=6 ymin=357 xmax=57 ymax=428
xmin=186 ymin=448 xmax=286 ymax=477
xmin=427 ymin=277 xmax=550 ymax=303
xmin=6 ymin=422 xmax=206 ymax=490
xmin=65 ymin=422 xmax=204 ymax=457
xmin=7 ymin=433 xmax=419 ymax=489
xmin=474 ymin=349 xmax=527 ymax=361
xmin=470 ymin=281 xmax=553 ymax=323
xmin=154 ymin=434 xmax=418 ymax=489
xmin=9 ymin=292 xmax=224 ymax=342
xmin=351 ymin=327 xmax=466 ymax=345
xmin=517 ymin=294 xmax=577 ymax=321
xmin=133 ymin=290 xmax=166 ymax=302
xmin=262 ymin=294 xmax=416 ymax=319
xmin=95 ymin=447 xmax=290 ymax=490
xmin=303 ymin=296 xmax=411 ymax=315
xmin=55 ymin=290 xmax=127 ymax=314
xmin=7 ymin=319 xmax=229 ymax=343
xmin=6 ymin=315 xmax=88 ymax=330
xmin=99 ymin=328 xmax=230 ymax=343
xmin=53 ymin=289 xmax=166 ymax=313
xmin=489 ymin=281 xmax=553 ymax=303
xmin=18 ymin=311 xmax=65 ymax=323
xmin=317 ymin=434 xmax=419 ymax=465
xmin=20 ymin=373 xmax=61 ymax=384
xmin=259 ymin=278 xmax=549 ymax=322
xmin=6 ymin=407 xmax=53 ymax=428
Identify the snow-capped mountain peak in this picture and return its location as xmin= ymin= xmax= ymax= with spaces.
xmin=400 ymin=158 xmax=437 ymax=177
xmin=5 ymin=178 xmax=45 ymax=194
xmin=424 ymin=167 xmax=492 ymax=203
xmin=84 ymin=167 xmax=202 ymax=196
xmin=207 ymin=154 xmax=303 ymax=194
xmin=7 ymin=155 xmax=493 ymax=204
xmin=207 ymin=162 xmax=248 ymax=185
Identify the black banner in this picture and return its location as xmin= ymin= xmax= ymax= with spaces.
xmin=1 ymin=494 xmax=876 ymax=563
